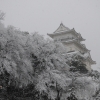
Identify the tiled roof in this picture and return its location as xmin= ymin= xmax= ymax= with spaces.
xmin=54 ymin=23 xmax=70 ymax=33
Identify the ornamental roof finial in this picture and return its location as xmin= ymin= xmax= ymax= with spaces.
xmin=60 ymin=22 xmax=63 ymax=25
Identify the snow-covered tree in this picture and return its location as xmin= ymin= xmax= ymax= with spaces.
xmin=0 ymin=22 xmax=99 ymax=100
xmin=0 ymin=25 xmax=34 ymax=88
xmin=36 ymin=70 xmax=71 ymax=100
xmin=65 ymin=51 xmax=88 ymax=74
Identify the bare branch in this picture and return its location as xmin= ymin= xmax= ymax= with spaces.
xmin=0 ymin=11 xmax=5 ymax=20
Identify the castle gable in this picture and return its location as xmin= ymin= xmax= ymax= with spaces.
xmin=54 ymin=23 xmax=70 ymax=33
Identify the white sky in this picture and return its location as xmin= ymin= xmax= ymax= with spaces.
xmin=0 ymin=0 xmax=100 ymax=71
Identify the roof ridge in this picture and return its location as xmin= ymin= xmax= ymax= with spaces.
xmin=54 ymin=23 xmax=70 ymax=33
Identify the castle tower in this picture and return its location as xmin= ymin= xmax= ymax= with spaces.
xmin=47 ymin=23 xmax=96 ymax=71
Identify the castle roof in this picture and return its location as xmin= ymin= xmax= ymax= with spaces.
xmin=47 ymin=23 xmax=85 ymax=41
xmin=53 ymin=23 xmax=70 ymax=33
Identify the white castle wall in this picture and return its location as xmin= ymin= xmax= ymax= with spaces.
xmin=83 ymin=61 xmax=91 ymax=71
xmin=53 ymin=32 xmax=77 ymax=41
xmin=63 ymin=42 xmax=85 ymax=53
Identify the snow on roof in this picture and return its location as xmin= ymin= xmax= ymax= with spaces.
xmin=53 ymin=23 xmax=70 ymax=33
xmin=64 ymin=50 xmax=89 ymax=58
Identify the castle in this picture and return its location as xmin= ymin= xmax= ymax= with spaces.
xmin=47 ymin=23 xmax=96 ymax=71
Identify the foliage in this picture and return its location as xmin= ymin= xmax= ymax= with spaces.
xmin=89 ymin=70 xmax=100 ymax=79
xmin=66 ymin=52 xmax=88 ymax=73
xmin=0 ymin=23 xmax=70 ymax=99
xmin=0 ymin=25 xmax=34 ymax=87
xmin=67 ymin=93 xmax=78 ymax=100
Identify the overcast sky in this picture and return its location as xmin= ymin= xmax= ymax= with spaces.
xmin=0 ymin=0 xmax=100 ymax=71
